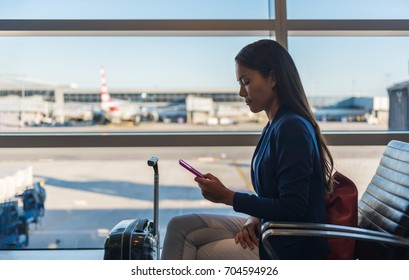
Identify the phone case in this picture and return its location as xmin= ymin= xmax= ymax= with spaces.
xmin=179 ymin=159 xmax=204 ymax=178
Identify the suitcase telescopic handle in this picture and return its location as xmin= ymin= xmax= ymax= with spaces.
xmin=148 ymin=156 xmax=159 ymax=174
xmin=147 ymin=156 xmax=160 ymax=259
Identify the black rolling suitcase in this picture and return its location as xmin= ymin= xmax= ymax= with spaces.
xmin=103 ymin=156 xmax=160 ymax=260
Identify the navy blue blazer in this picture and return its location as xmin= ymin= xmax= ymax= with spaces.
xmin=233 ymin=106 xmax=329 ymax=260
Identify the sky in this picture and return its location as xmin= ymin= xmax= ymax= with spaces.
xmin=0 ymin=0 xmax=408 ymax=97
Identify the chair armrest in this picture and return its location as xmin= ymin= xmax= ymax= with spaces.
xmin=261 ymin=221 xmax=405 ymax=240
xmin=261 ymin=221 xmax=409 ymax=259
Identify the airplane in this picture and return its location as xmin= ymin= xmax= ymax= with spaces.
xmin=95 ymin=66 xmax=144 ymax=125
xmin=156 ymin=100 xmax=187 ymax=123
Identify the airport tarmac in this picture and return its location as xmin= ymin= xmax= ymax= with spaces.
xmin=0 ymin=142 xmax=385 ymax=251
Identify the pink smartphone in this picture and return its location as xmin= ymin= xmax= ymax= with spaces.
xmin=179 ymin=159 xmax=205 ymax=178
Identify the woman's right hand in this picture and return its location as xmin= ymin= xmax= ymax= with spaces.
xmin=235 ymin=216 xmax=260 ymax=250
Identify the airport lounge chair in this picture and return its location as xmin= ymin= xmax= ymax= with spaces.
xmin=262 ymin=140 xmax=409 ymax=259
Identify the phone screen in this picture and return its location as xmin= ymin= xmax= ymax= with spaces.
xmin=179 ymin=159 xmax=205 ymax=178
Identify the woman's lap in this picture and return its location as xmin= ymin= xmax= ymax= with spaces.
xmin=161 ymin=213 xmax=259 ymax=260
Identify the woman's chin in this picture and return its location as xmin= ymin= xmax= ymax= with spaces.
xmin=248 ymin=106 xmax=262 ymax=114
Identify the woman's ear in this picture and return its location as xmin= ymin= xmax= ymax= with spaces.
xmin=268 ymin=72 xmax=277 ymax=89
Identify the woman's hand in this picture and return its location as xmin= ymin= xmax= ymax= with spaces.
xmin=235 ymin=216 xmax=260 ymax=250
xmin=194 ymin=173 xmax=235 ymax=205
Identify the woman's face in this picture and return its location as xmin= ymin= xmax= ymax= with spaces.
xmin=235 ymin=63 xmax=277 ymax=115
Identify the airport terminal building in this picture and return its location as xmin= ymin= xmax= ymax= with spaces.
xmin=0 ymin=75 xmax=389 ymax=126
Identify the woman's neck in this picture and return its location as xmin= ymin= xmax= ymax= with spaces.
xmin=266 ymin=99 xmax=281 ymax=123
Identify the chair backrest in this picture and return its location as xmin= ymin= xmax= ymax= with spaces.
xmin=357 ymin=140 xmax=409 ymax=259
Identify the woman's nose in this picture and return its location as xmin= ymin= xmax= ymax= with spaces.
xmin=238 ymin=86 xmax=247 ymax=97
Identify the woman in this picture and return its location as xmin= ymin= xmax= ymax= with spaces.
xmin=161 ymin=39 xmax=334 ymax=260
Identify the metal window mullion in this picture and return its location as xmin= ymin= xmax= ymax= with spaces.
xmin=274 ymin=0 xmax=288 ymax=49
xmin=0 ymin=19 xmax=275 ymax=36
xmin=2 ymin=19 xmax=408 ymax=37
xmin=288 ymin=19 xmax=409 ymax=36
xmin=0 ymin=133 xmax=409 ymax=148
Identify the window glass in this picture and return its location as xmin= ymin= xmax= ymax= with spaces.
xmin=0 ymin=146 xmax=384 ymax=249
xmin=289 ymin=36 xmax=409 ymax=130
xmin=0 ymin=0 xmax=274 ymax=20
xmin=0 ymin=145 xmax=383 ymax=250
xmin=2 ymin=36 xmax=405 ymax=132
xmin=288 ymin=0 xmax=409 ymax=19
xmin=0 ymin=36 xmax=273 ymax=132
xmin=0 ymin=147 xmax=253 ymax=249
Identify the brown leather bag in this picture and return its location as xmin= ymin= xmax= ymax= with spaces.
xmin=324 ymin=171 xmax=358 ymax=259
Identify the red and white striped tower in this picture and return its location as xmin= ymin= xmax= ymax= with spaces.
xmin=100 ymin=66 xmax=119 ymax=112
xmin=100 ymin=66 xmax=110 ymax=106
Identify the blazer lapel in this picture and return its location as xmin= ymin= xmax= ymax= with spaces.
xmin=251 ymin=123 xmax=268 ymax=187
xmin=252 ymin=122 xmax=272 ymax=194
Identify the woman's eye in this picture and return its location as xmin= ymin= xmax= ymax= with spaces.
xmin=241 ymin=79 xmax=250 ymax=85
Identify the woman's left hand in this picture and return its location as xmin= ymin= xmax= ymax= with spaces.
xmin=235 ymin=216 xmax=260 ymax=250
xmin=195 ymin=173 xmax=235 ymax=205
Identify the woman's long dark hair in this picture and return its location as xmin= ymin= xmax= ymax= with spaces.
xmin=235 ymin=39 xmax=334 ymax=194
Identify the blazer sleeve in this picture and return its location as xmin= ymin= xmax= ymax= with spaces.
xmin=233 ymin=117 xmax=316 ymax=221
